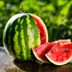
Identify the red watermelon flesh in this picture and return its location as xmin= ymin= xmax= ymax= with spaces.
xmin=45 ymin=43 xmax=72 ymax=65
xmin=32 ymin=42 xmax=55 ymax=63
xmin=31 ymin=14 xmax=48 ymax=44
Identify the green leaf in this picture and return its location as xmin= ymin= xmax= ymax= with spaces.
xmin=60 ymin=1 xmax=72 ymax=16
xmin=42 ymin=4 xmax=55 ymax=12
xmin=0 ymin=1 xmax=4 ymax=8
xmin=57 ymin=0 xmax=68 ymax=6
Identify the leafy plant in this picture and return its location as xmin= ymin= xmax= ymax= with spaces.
xmin=20 ymin=0 xmax=72 ymax=41
xmin=0 ymin=0 xmax=72 ymax=46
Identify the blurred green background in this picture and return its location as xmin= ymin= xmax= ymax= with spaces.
xmin=0 ymin=0 xmax=72 ymax=46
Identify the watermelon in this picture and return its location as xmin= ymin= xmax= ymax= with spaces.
xmin=45 ymin=43 xmax=72 ymax=65
xmin=3 ymin=13 xmax=48 ymax=61
xmin=32 ymin=42 xmax=55 ymax=63
xmin=31 ymin=14 xmax=48 ymax=44
xmin=32 ymin=39 xmax=72 ymax=65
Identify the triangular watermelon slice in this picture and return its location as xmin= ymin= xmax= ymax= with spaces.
xmin=31 ymin=14 xmax=48 ymax=44
xmin=45 ymin=43 xmax=72 ymax=65
xmin=32 ymin=42 xmax=55 ymax=63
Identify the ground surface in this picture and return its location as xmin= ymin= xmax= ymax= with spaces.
xmin=0 ymin=47 xmax=72 ymax=72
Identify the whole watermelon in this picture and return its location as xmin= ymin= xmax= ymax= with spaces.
xmin=3 ymin=13 xmax=48 ymax=61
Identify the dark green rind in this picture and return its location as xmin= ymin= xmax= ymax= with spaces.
xmin=10 ymin=21 xmax=17 ymax=58
xmin=13 ymin=18 xmax=21 ymax=59
xmin=18 ymin=17 xmax=24 ymax=60
xmin=22 ymin=15 xmax=30 ymax=60
xmin=3 ymin=13 xmax=41 ymax=61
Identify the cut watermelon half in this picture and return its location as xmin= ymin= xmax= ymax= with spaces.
xmin=31 ymin=14 xmax=48 ymax=44
xmin=32 ymin=42 xmax=55 ymax=63
xmin=45 ymin=43 xmax=72 ymax=65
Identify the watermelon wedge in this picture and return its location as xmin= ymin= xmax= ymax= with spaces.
xmin=32 ymin=42 xmax=55 ymax=63
xmin=45 ymin=43 xmax=72 ymax=65
xmin=31 ymin=14 xmax=48 ymax=44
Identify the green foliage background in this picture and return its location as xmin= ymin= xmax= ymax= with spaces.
xmin=0 ymin=0 xmax=72 ymax=46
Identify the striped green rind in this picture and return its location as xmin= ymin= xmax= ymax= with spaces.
xmin=3 ymin=13 xmax=41 ymax=61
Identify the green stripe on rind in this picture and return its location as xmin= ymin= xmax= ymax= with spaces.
xmin=20 ymin=16 xmax=28 ymax=60
xmin=17 ymin=18 xmax=22 ymax=60
xmin=26 ymin=15 xmax=34 ymax=49
xmin=22 ymin=16 xmax=31 ymax=60
xmin=29 ymin=15 xmax=40 ymax=47
xmin=13 ymin=24 xmax=21 ymax=59
xmin=17 ymin=18 xmax=24 ymax=60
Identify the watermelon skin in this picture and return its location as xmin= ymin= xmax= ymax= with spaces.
xmin=3 ymin=13 xmax=41 ymax=61
xmin=45 ymin=43 xmax=72 ymax=65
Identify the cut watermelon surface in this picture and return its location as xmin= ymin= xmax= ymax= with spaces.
xmin=32 ymin=39 xmax=72 ymax=65
xmin=45 ymin=43 xmax=72 ymax=65
xmin=31 ymin=14 xmax=48 ymax=44
xmin=32 ymin=42 xmax=55 ymax=63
